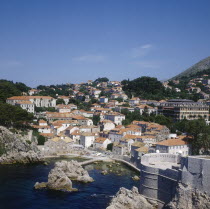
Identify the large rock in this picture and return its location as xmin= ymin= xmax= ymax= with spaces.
xmin=35 ymin=167 xmax=77 ymax=192
xmin=165 ymin=183 xmax=210 ymax=209
xmin=0 ymin=150 xmax=43 ymax=164
xmin=55 ymin=160 xmax=94 ymax=183
xmin=0 ymin=126 xmax=43 ymax=164
xmin=107 ymin=187 xmax=156 ymax=209
xmin=34 ymin=160 xmax=93 ymax=192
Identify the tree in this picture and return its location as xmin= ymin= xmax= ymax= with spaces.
xmin=0 ymin=103 xmax=33 ymax=128
xmin=94 ymin=77 xmax=109 ymax=83
xmin=107 ymin=143 xmax=113 ymax=151
xmin=93 ymin=115 xmax=100 ymax=125
xmin=173 ymin=119 xmax=210 ymax=155
xmin=0 ymin=80 xmax=21 ymax=102
xmin=15 ymin=82 xmax=30 ymax=93
xmin=154 ymin=115 xmax=172 ymax=127
xmin=35 ymin=107 xmax=56 ymax=112
xmin=32 ymin=129 xmax=46 ymax=145
xmin=56 ymin=98 xmax=65 ymax=105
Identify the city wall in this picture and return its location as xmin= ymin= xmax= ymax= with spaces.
xmin=180 ymin=155 xmax=210 ymax=195
xmin=140 ymin=153 xmax=180 ymax=208
xmin=139 ymin=153 xmax=210 ymax=208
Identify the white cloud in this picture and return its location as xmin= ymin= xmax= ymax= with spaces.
xmin=141 ymin=44 xmax=153 ymax=49
xmin=131 ymin=44 xmax=153 ymax=58
xmin=72 ymin=54 xmax=106 ymax=63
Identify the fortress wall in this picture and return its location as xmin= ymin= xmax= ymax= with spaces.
xmin=140 ymin=153 xmax=180 ymax=207
xmin=141 ymin=153 xmax=180 ymax=165
xmin=140 ymin=154 xmax=210 ymax=208
xmin=181 ymin=156 xmax=210 ymax=195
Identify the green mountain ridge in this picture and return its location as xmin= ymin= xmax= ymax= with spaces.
xmin=171 ymin=56 xmax=210 ymax=80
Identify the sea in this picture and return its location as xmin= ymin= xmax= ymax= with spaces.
xmin=0 ymin=158 xmax=139 ymax=209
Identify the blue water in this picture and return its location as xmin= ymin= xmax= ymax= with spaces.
xmin=0 ymin=160 xmax=139 ymax=209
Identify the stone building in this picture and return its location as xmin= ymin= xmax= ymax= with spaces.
xmin=156 ymin=135 xmax=191 ymax=156
xmin=93 ymin=137 xmax=111 ymax=149
xmin=7 ymin=96 xmax=56 ymax=109
xmin=112 ymin=143 xmax=126 ymax=155
xmin=158 ymin=99 xmax=209 ymax=121
xmin=15 ymin=101 xmax=35 ymax=113
xmin=99 ymin=120 xmax=116 ymax=131
xmin=104 ymin=112 xmax=125 ymax=125
xmin=42 ymin=136 xmax=78 ymax=155
xmin=80 ymin=133 xmax=96 ymax=148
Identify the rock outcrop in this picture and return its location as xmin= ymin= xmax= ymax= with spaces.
xmin=0 ymin=126 xmax=43 ymax=164
xmin=55 ymin=160 xmax=94 ymax=183
xmin=35 ymin=160 xmax=93 ymax=192
xmin=132 ymin=175 xmax=140 ymax=181
xmin=35 ymin=167 xmax=77 ymax=192
xmin=0 ymin=150 xmax=43 ymax=164
xmin=165 ymin=183 xmax=210 ymax=209
xmin=107 ymin=187 xmax=156 ymax=209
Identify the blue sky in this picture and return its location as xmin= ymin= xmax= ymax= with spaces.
xmin=0 ymin=0 xmax=210 ymax=87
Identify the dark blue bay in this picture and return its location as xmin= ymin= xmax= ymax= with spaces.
xmin=0 ymin=160 xmax=139 ymax=209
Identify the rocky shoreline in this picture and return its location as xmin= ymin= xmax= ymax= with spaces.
xmin=0 ymin=126 xmax=44 ymax=164
xmin=0 ymin=150 xmax=43 ymax=164
xmin=165 ymin=183 xmax=210 ymax=209
xmin=35 ymin=160 xmax=93 ymax=192
xmin=106 ymin=187 xmax=156 ymax=209
xmin=107 ymin=183 xmax=210 ymax=209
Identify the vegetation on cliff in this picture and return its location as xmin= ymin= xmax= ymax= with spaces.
xmin=0 ymin=80 xmax=30 ymax=103
xmin=0 ymin=103 xmax=33 ymax=128
xmin=171 ymin=56 xmax=210 ymax=80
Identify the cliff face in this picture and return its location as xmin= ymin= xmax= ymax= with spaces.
xmin=171 ymin=56 xmax=210 ymax=80
xmin=0 ymin=126 xmax=43 ymax=164
xmin=165 ymin=183 xmax=210 ymax=209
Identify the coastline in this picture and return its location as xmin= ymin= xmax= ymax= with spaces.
xmin=43 ymin=154 xmax=140 ymax=173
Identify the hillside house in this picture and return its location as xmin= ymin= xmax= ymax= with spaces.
xmin=80 ymin=133 xmax=96 ymax=148
xmin=104 ymin=112 xmax=125 ymax=125
xmin=156 ymin=135 xmax=191 ymax=156
xmin=93 ymin=137 xmax=111 ymax=149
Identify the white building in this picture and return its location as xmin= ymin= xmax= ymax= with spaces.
xmin=104 ymin=112 xmax=125 ymax=125
xmin=134 ymin=105 xmax=157 ymax=115
xmin=93 ymin=137 xmax=111 ymax=149
xmin=57 ymin=96 xmax=70 ymax=105
xmin=33 ymin=119 xmax=52 ymax=134
xmin=108 ymin=129 xmax=125 ymax=143
xmin=99 ymin=120 xmax=116 ymax=131
xmin=156 ymin=136 xmax=191 ymax=156
xmin=112 ymin=143 xmax=126 ymax=155
xmin=7 ymin=96 xmax=56 ymax=108
xmin=100 ymin=97 xmax=108 ymax=103
xmin=28 ymin=89 xmax=39 ymax=96
xmin=15 ymin=101 xmax=35 ymax=113
xmin=129 ymin=97 xmax=140 ymax=106
xmin=80 ymin=133 xmax=96 ymax=148
xmin=55 ymin=104 xmax=71 ymax=113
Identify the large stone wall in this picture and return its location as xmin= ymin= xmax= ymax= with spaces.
xmin=139 ymin=153 xmax=210 ymax=208
xmin=141 ymin=153 xmax=180 ymax=164
xmin=180 ymin=156 xmax=210 ymax=195
xmin=140 ymin=154 xmax=180 ymax=208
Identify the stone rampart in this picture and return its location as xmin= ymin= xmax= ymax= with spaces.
xmin=140 ymin=153 xmax=180 ymax=208
xmin=180 ymin=156 xmax=210 ymax=195
xmin=141 ymin=153 xmax=181 ymax=164
xmin=140 ymin=153 xmax=210 ymax=208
